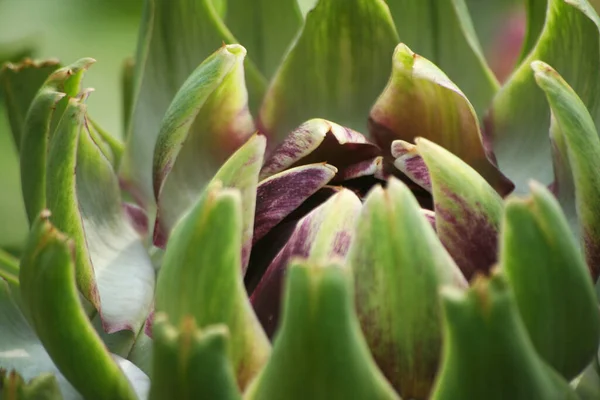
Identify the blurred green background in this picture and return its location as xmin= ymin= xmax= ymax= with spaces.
xmin=0 ymin=0 xmax=597 ymax=254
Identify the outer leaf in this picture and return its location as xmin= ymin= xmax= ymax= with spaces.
xmin=120 ymin=0 xmax=266 ymax=205
xmin=152 ymin=45 xmax=258 ymax=249
xmin=532 ymin=61 xmax=600 ymax=279
xmin=253 ymin=163 xmax=336 ymax=244
xmin=259 ymin=0 xmax=399 ymax=145
xmin=489 ymin=0 xmax=600 ymax=192
xmin=245 ymin=261 xmax=400 ymax=400
xmin=46 ymin=97 xmax=155 ymax=334
xmin=225 ymin=0 xmax=302 ymax=78
xmin=0 ymin=279 xmax=79 ymax=399
xmin=149 ymin=313 xmax=241 ymax=400
xmin=251 ymin=188 xmax=362 ymax=337
xmin=19 ymin=213 xmax=139 ymax=400
xmin=19 ymin=58 xmax=94 ymax=224
xmin=349 ymin=178 xmax=466 ymax=398
xmin=385 ymin=0 xmax=499 ymax=116
xmin=155 ymin=184 xmax=270 ymax=389
xmin=431 ymin=273 xmax=578 ymax=400
xmin=415 ymin=138 xmax=504 ymax=279
xmin=0 ymin=58 xmax=60 ymax=150
xmin=370 ymin=43 xmax=512 ymax=195
xmin=501 ymin=181 xmax=599 ymax=380
xmin=0 ymin=370 xmax=62 ymax=400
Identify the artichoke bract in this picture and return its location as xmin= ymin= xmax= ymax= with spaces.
xmin=1 ymin=0 xmax=600 ymax=399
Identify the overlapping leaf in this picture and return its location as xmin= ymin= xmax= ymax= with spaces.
xmin=155 ymin=183 xmax=270 ymax=389
xmin=46 ymin=96 xmax=154 ymax=334
xmin=370 ymin=43 xmax=512 ymax=195
xmin=150 ymin=314 xmax=241 ymax=400
xmin=489 ymin=0 xmax=600 ymax=192
xmin=245 ymin=261 xmax=400 ymax=400
xmin=397 ymin=138 xmax=504 ymax=279
xmin=120 ymin=0 xmax=266 ymax=205
xmin=384 ymin=0 xmax=499 ymax=115
xmin=532 ymin=61 xmax=600 ymax=279
xmin=259 ymin=0 xmax=399 ymax=145
xmin=152 ymin=45 xmax=260 ymax=254
xmin=251 ymin=188 xmax=361 ymax=337
xmin=349 ymin=178 xmax=466 ymax=398
xmin=19 ymin=213 xmax=150 ymax=400
xmin=431 ymin=273 xmax=578 ymax=400
xmin=501 ymin=182 xmax=599 ymax=379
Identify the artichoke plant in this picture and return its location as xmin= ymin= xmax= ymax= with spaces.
xmin=2 ymin=0 xmax=600 ymax=399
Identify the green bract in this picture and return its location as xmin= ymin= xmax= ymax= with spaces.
xmin=1 ymin=0 xmax=600 ymax=399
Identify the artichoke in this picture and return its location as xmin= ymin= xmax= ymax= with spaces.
xmin=1 ymin=0 xmax=600 ymax=399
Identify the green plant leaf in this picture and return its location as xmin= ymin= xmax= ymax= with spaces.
xmin=0 ymin=58 xmax=60 ymax=151
xmin=46 ymin=96 xmax=155 ymax=334
xmin=251 ymin=188 xmax=362 ymax=337
xmin=121 ymin=57 xmax=135 ymax=138
xmin=0 ymin=279 xmax=79 ymax=399
xmin=0 ymin=248 xmax=19 ymax=285
xmin=155 ymin=183 xmax=270 ymax=389
xmin=120 ymin=0 xmax=266 ymax=205
xmin=532 ymin=61 xmax=600 ymax=280
xmin=245 ymin=261 xmax=400 ymax=400
xmin=152 ymin=45 xmax=258 ymax=248
xmin=430 ymin=273 xmax=578 ymax=400
xmin=370 ymin=43 xmax=512 ymax=196
xmin=489 ymin=0 xmax=600 ymax=192
xmin=384 ymin=0 xmax=499 ymax=116
xmin=518 ymin=0 xmax=547 ymax=61
xmin=501 ymin=181 xmax=599 ymax=380
xmin=18 ymin=58 xmax=93 ymax=225
xmin=224 ymin=0 xmax=302 ymax=78
xmin=259 ymin=0 xmax=399 ymax=145
xmin=348 ymin=177 xmax=466 ymax=398
xmin=574 ymin=361 xmax=600 ymax=400
xmin=19 ymin=213 xmax=146 ymax=400
xmin=409 ymin=138 xmax=504 ymax=280
xmin=149 ymin=313 xmax=241 ymax=400
xmin=127 ymin=327 xmax=154 ymax=378
xmin=0 ymin=369 xmax=63 ymax=400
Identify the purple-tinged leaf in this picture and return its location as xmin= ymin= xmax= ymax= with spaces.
xmin=260 ymin=118 xmax=380 ymax=179
xmin=370 ymin=43 xmax=513 ymax=196
xmin=123 ymin=203 xmax=149 ymax=238
xmin=335 ymin=157 xmax=385 ymax=182
xmin=254 ymin=163 xmax=336 ymax=244
xmin=250 ymin=189 xmax=361 ymax=337
xmin=46 ymin=97 xmax=155 ymax=334
xmin=349 ymin=178 xmax=466 ymax=398
xmin=153 ymin=45 xmax=257 ymax=243
xmin=391 ymin=139 xmax=432 ymax=192
xmin=422 ymin=209 xmax=437 ymax=232
xmin=416 ymin=138 xmax=504 ymax=280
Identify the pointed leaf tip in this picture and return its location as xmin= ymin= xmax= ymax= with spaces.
xmin=349 ymin=177 xmax=465 ymax=398
xmin=502 ymin=180 xmax=600 ymax=380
